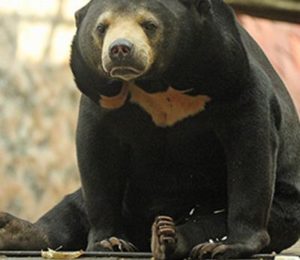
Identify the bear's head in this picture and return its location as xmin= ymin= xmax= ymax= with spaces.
xmin=71 ymin=0 xmax=248 ymax=103
xmin=70 ymin=0 xmax=210 ymax=99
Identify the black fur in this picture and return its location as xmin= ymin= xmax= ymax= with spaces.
xmin=0 ymin=0 xmax=299 ymax=258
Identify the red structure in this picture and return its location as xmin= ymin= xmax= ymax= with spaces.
xmin=239 ymin=15 xmax=300 ymax=116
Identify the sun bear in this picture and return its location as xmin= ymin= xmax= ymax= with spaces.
xmin=0 ymin=0 xmax=300 ymax=259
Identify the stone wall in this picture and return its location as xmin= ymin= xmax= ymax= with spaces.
xmin=0 ymin=2 xmax=299 ymax=225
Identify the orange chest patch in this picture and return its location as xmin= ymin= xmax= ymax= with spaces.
xmin=100 ymin=83 xmax=211 ymax=127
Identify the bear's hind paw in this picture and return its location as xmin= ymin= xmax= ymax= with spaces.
xmin=0 ymin=212 xmax=48 ymax=250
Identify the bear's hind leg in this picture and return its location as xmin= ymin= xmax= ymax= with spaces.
xmin=0 ymin=212 xmax=48 ymax=250
xmin=0 ymin=189 xmax=89 ymax=251
xmin=35 ymin=189 xmax=89 ymax=250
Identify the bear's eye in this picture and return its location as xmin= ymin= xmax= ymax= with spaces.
xmin=141 ymin=21 xmax=158 ymax=33
xmin=96 ymin=23 xmax=107 ymax=35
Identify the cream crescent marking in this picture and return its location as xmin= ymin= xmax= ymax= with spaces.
xmin=99 ymin=82 xmax=211 ymax=127
xmin=99 ymin=85 xmax=128 ymax=109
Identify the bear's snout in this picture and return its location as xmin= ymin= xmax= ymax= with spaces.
xmin=102 ymin=36 xmax=151 ymax=81
xmin=109 ymin=39 xmax=134 ymax=61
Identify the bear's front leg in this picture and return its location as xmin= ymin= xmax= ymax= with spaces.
xmin=76 ymin=96 xmax=136 ymax=252
xmin=191 ymin=94 xmax=277 ymax=259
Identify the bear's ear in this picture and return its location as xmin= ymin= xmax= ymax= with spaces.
xmin=75 ymin=2 xmax=90 ymax=28
xmin=180 ymin=0 xmax=211 ymax=12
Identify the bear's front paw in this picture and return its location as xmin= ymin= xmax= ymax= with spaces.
xmin=88 ymin=237 xmax=137 ymax=252
xmin=0 ymin=212 xmax=48 ymax=250
xmin=151 ymin=216 xmax=177 ymax=260
xmin=191 ymin=231 xmax=269 ymax=259
xmin=190 ymin=241 xmax=258 ymax=259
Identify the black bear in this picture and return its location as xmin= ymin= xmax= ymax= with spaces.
xmin=1 ymin=0 xmax=300 ymax=259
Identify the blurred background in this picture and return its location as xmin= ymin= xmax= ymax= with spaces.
xmin=0 ymin=0 xmax=299 ymax=248
xmin=0 ymin=0 xmax=87 ymax=220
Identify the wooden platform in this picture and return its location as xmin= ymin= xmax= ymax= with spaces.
xmin=0 ymin=251 xmax=299 ymax=260
xmin=1 ymin=251 xmax=151 ymax=260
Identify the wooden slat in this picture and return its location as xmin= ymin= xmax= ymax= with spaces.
xmin=225 ymin=0 xmax=300 ymax=23
xmin=0 ymin=251 xmax=152 ymax=258
xmin=1 ymin=251 xmax=299 ymax=259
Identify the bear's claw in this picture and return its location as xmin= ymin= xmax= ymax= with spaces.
xmin=190 ymin=241 xmax=255 ymax=259
xmin=96 ymin=237 xmax=137 ymax=252
xmin=151 ymin=216 xmax=177 ymax=260
xmin=191 ymin=242 xmax=222 ymax=259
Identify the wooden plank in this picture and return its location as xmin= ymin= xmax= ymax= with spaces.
xmin=0 ymin=251 xmax=152 ymax=258
xmin=225 ymin=0 xmax=300 ymax=23
xmin=1 ymin=251 xmax=299 ymax=259
xmin=0 ymin=251 xmax=291 ymax=260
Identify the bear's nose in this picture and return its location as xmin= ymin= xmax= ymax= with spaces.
xmin=109 ymin=39 xmax=133 ymax=60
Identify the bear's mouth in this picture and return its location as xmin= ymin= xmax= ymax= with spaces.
xmin=110 ymin=66 xmax=143 ymax=81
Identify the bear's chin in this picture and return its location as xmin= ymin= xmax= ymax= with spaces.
xmin=110 ymin=67 xmax=143 ymax=81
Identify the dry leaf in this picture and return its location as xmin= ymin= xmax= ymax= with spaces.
xmin=41 ymin=248 xmax=84 ymax=259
